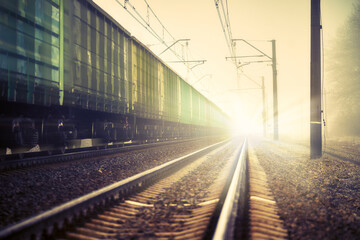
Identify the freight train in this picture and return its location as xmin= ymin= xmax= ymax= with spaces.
xmin=0 ymin=0 xmax=229 ymax=157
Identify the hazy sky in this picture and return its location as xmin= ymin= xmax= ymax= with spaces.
xmin=94 ymin=0 xmax=357 ymax=137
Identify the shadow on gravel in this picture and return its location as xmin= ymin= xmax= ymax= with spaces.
xmin=324 ymin=151 xmax=360 ymax=166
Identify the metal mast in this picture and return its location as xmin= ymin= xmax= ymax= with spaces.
xmin=272 ymin=40 xmax=278 ymax=140
xmin=310 ymin=0 xmax=322 ymax=158
xmin=262 ymin=77 xmax=266 ymax=137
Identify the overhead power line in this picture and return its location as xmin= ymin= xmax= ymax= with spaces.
xmin=143 ymin=0 xmax=176 ymax=41
xmin=114 ymin=0 xmax=207 ymax=82
xmin=115 ymin=0 xmax=185 ymax=62
xmin=214 ymin=0 xmax=236 ymax=64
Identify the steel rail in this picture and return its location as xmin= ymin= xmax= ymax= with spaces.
xmin=212 ymin=138 xmax=248 ymax=240
xmin=0 ymin=140 xmax=228 ymax=240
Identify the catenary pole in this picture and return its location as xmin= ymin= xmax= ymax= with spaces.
xmin=262 ymin=77 xmax=266 ymax=137
xmin=310 ymin=0 xmax=322 ymax=158
xmin=271 ymin=40 xmax=279 ymax=140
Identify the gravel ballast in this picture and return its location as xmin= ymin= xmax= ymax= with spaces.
xmin=107 ymin=142 xmax=237 ymax=239
xmin=250 ymin=138 xmax=360 ymax=240
xmin=0 ymin=138 xmax=224 ymax=229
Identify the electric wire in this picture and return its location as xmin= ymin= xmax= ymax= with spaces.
xmin=214 ymin=0 xmax=233 ymax=59
xmin=143 ymin=0 xmax=176 ymax=41
xmin=115 ymin=0 xmax=161 ymax=43
xmin=220 ymin=0 xmax=231 ymax=46
xmin=115 ymin=0 xmax=187 ymax=63
xmin=220 ymin=0 xmax=243 ymax=90
xmin=127 ymin=1 xmax=186 ymax=62
xmin=214 ymin=0 xmax=244 ymax=91
xmin=223 ymin=0 xmax=234 ymax=58
xmin=115 ymin=0 xmax=212 ymax=88
xmin=241 ymin=73 xmax=262 ymax=88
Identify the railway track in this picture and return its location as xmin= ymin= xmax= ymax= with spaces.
xmin=0 ymin=138 xmax=248 ymax=240
xmin=0 ymin=138 xmax=212 ymax=171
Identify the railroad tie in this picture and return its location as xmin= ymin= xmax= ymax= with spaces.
xmin=248 ymin=146 xmax=288 ymax=240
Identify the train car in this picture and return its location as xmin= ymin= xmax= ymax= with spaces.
xmin=0 ymin=0 xmax=229 ymax=157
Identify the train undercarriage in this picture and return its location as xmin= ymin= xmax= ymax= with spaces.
xmin=0 ymin=101 xmax=211 ymax=159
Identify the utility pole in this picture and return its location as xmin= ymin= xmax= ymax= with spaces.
xmin=272 ymin=40 xmax=279 ymax=140
xmin=262 ymin=77 xmax=266 ymax=137
xmin=310 ymin=0 xmax=322 ymax=158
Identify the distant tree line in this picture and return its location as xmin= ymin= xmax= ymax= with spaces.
xmin=326 ymin=1 xmax=360 ymax=137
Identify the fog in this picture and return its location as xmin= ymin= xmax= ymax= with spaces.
xmin=324 ymin=1 xmax=360 ymax=139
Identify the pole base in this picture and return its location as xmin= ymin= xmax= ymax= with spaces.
xmin=310 ymin=122 xmax=322 ymax=158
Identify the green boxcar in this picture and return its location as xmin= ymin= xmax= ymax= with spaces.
xmin=180 ymin=80 xmax=191 ymax=124
xmin=68 ymin=0 xmax=133 ymax=114
xmin=0 ymin=0 xmax=61 ymax=105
